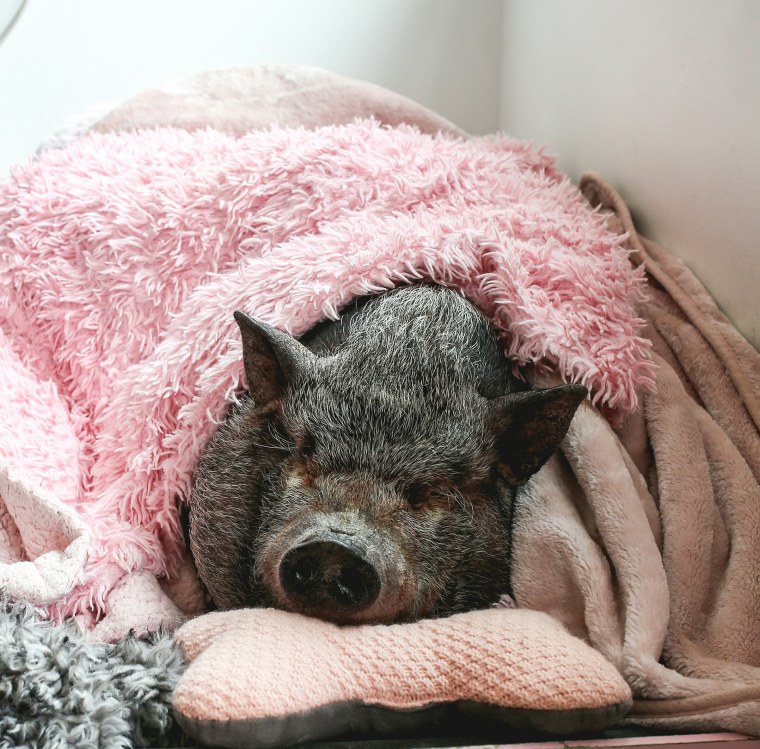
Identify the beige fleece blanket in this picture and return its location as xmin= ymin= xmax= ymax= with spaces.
xmin=514 ymin=175 xmax=760 ymax=734
xmin=88 ymin=65 xmax=759 ymax=734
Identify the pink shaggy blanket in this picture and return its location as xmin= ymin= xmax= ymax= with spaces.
xmin=0 ymin=121 xmax=654 ymax=632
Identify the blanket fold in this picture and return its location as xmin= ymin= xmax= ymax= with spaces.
xmin=510 ymin=175 xmax=760 ymax=734
xmin=1 ymin=65 xmax=758 ymax=736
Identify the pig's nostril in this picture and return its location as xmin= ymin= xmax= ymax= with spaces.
xmin=333 ymin=566 xmax=368 ymax=606
xmin=292 ymin=559 xmax=318 ymax=586
xmin=279 ymin=539 xmax=381 ymax=614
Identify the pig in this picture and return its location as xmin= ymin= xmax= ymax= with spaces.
xmin=189 ymin=285 xmax=586 ymax=624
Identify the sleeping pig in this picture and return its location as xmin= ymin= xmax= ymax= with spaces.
xmin=189 ymin=285 xmax=586 ymax=624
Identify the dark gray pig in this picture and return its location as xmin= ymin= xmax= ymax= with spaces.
xmin=189 ymin=285 xmax=586 ymax=624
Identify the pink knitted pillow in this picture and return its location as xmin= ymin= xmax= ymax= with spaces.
xmin=172 ymin=607 xmax=632 ymax=748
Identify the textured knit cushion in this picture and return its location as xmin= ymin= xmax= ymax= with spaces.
xmin=172 ymin=607 xmax=632 ymax=748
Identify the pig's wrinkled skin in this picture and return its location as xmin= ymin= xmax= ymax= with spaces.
xmin=189 ymin=285 xmax=586 ymax=624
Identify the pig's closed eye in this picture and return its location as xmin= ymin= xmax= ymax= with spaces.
xmin=406 ymin=484 xmax=427 ymax=509
xmin=405 ymin=483 xmax=446 ymax=510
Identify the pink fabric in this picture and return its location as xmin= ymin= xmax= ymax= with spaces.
xmin=0 ymin=122 xmax=653 ymax=629
xmin=172 ymin=607 xmax=632 ymax=720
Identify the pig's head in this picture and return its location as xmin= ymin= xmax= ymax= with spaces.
xmin=189 ymin=294 xmax=587 ymax=625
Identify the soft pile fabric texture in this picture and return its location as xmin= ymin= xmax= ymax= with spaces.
xmin=512 ymin=177 xmax=760 ymax=735
xmin=171 ymin=607 xmax=632 ymax=748
xmin=0 ymin=598 xmax=184 ymax=749
xmin=1 ymin=64 xmax=759 ymax=739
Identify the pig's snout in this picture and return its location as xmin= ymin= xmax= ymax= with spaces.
xmin=279 ymin=538 xmax=381 ymax=615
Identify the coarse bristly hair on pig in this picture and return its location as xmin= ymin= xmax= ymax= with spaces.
xmin=189 ymin=284 xmax=587 ymax=624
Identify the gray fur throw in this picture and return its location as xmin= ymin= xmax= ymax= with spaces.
xmin=0 ymin=599 xmax=186 ymax=749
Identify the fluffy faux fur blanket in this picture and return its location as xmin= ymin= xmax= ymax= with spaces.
xmin=0 ymin=120 xmax=652 ymax=630
xmin=1 ymin=65 xmax=759 ymax=737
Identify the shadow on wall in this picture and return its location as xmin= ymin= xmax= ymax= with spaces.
xmin=0 ymin=0 xmax=24 ymax=44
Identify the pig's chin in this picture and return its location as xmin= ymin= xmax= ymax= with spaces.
xmin=278 ymin=595 xmax=411 ymax=626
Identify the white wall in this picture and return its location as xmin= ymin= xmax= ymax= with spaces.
xmin=500 ymin=0 xmax=760 ymax=349
xmin=0 ymin=0 xmax=501 ymax=173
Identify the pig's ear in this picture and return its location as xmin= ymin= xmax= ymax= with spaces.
xmin=492 ymin=384 xmax=588 ymax=485
xmin=233 ymin=311 xmax=315 ymax=407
